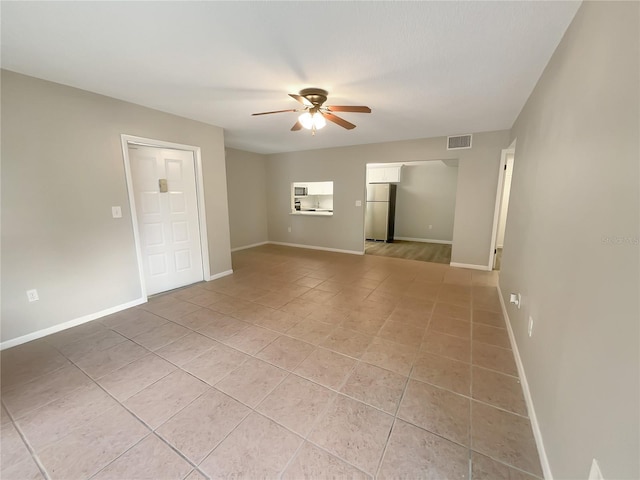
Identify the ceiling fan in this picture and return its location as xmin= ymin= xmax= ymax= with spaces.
xmin=252 ymin=88 xmax=371 ymax=134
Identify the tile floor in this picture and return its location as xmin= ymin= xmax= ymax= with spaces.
xmin=1 ymin=244 xmax=543 ymax=479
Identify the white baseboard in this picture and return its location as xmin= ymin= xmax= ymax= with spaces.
xmin=208 ymin=269 xmax=234 ymax=281
xmin=0 ymin=297 xmax=147 ymax=351
xmin=497 ymin=288 xmax=552 ymax=480
xmin=394 ymin=237 xmax=453 ymax=245
xmin=449 ymin=262 xmax=491 ymax=271
xmin=230 ymin=241 xmax=269 ymax=252
xmin=269 ymin=241 xmax=364 ymax=256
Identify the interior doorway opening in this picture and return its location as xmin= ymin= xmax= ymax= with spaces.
xmin=489 ymin=144 xmax=516 ymax=271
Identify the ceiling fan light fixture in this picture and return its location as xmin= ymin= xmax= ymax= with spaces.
xmin=298 ymin=111 xmax=326 ymax=130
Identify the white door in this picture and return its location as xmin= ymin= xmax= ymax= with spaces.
xmin=128 ymin=146 xmax=204 ymax=295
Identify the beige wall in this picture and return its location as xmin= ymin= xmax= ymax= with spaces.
xmin=266 ymin=130 xmax=509 ymax=262
xmin=503 ymin=2 xmax=639 ymax=478
xmin=393 ymin=162 xmax=458 ymax=242
xmin=225 ymin=148 xmax=269 ymax=249
xmin=1 ymin=70 xmax=232 ymax=344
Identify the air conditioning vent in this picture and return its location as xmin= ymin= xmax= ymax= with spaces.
xmin=447 ymin=134 xmax=472 ymax=150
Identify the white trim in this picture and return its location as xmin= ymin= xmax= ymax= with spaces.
xmin=0 ymin=298 xmax=146 ymax=351
xmin=449 ymin=262 xmax=491 ymax=271
xmin=230 ymin=241 xmax=269 ymax=252
xmin=497 ymin=288 xmax=553 ymax=480
xmin=488 ymin=148 xmax=512 ymax=270
xmin=394 ymin=237 xmax=453 ymax=245
xmin=120 ymin=135 xmax=211 ymax=296
xmin=269 ymin=241 xmax=364 ymax=256
xmin=208 ymin=269 xmax=234 ymax=281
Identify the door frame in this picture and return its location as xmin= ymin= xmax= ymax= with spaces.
xmin=488 ymin=141 xmax=516 ymax=270
xmin=120 ymin=134 xmax=211 ymax=298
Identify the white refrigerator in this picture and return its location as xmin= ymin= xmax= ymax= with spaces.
xmin=365 ymin=183 xmax=397 ymax=242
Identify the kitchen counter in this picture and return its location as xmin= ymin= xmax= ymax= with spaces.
xmin=290 ymin=210 xmax=333 ymax=216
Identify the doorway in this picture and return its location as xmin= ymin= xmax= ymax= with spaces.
xmin=489 ymin=146 xmax=516 ymax=271
xmin=122 ymin=136 xmax=210 ymax=297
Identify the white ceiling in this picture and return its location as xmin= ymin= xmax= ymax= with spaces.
xmin=1 ymin=1 xmax=580 ymax=154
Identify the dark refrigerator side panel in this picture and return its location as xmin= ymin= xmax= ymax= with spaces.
xmin=387 ymin=184 xmax=397 ymax=242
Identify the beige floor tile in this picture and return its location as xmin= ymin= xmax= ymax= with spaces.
xmin=421 ymin=331 xmax=471 ymax=363
xmin=57 ymin=329 xmax=128 ymax=362
xmin=222 ymin=325 xmax=279 ymax=355
xmin=286 ymin=318 xmax=336 ymax=345
xmin=96 ymin=353 xmax=176 ymax=401
xmin=16 ymin=383 xmax=118 ymax=450
xmin=473 ymin=308 xmax=505 ymax=327
xmin=142 ymin=297 xmax=201 ymax=322
xmin=341 ymin=311 xmax=387 ymax=336
xmin=155 ymin=332 xmax=217 ymax=366
xmin=208 ymin=296 xmax=253 ymax=315
xmin=182 ymin=341 xmax=249 ymax=386
xmin=231 ymin=303 xmax=277 ymax=324
xmin=411 ymin=352 xmax=471 ymax=396
xmin=378 ymin=419 xmax=469 ymax=479
xmin=254 ymin=309 xmax=301 ymax=333
xmin=301 ymin=288 xmax=339 ymax=304
xmin=309 ymin=394 xmax=393 ymax=475
xmin=472 ymin=342 xmax=518 ymax=376
xmin=1 ymin=456 xmax=43 ymax=480
xmin=307 ymin=305 xmax=351 ymax=325
xmin=433 ymin=302 xmax=471 ymax=321
xmin=377 ymin=320 xmax=425 ymax=348
xmin=256 ymin=374 xmax=334 ymax=437
xmin=44 ymin=321 xmax=109 ymax=349
xmin=398 ymin=379 xmax=470 ymax=446
xmin=216 ymin=358 xmax=288 ymax=408
xmin=255 ymin=335 xmax=315 ymax=371
xmin=184 ymin=469 xmax=207 ymax=480
xmin=279 ymin=297 xmax=317 ymax=317
xmin=428 ymin=315 xmax=471 ymax=339
xmin=473 ymin=323 xmax=511 ymax=349
xmin=156 ymin=389 xmax=250 ymax=464
xmin=75 ymin=340 xmax=149 ymax=379
xmin=386 ymin=309 xmax=431 ymax=329
xmin=2 ymin=364 xmax=92 ymax=419
xmin=361 ymin=337 xmax=417 ymax=376
xmin=172 ymin=307 xmax=226 ymax=331
xmin=471 ymin=451 xmax=541 ymax=479
xmin=472 ymin=401 xmax=543 ymax=477
xmin=199 ymin=412 xmax=302 ymax=479
xmin=181 ymin=289 xmax=228 ymax=307
xmin=131 ymin=322 xmax=190 ymax=351
xmin=108 ymin=310 xmax=168 ymax=339
xmin=340 ymin=362 xmax=407 ymax=414
xmin=443 ymin=269 xmax=473 ymax=286
xmin=196 ymin=314 xmax=251 ymax=342
xmin=1 ymin=422 xmax=34 ymax=474
xmin=254 ymin=291 xmax=295 ymax=309
xmin=294 ymin=276 xmax=325 ymax=288
xmin=38 ymin=406 xmax=149 ymax=480
xmin=0 ymin=341 xmax=70 ymax=389
xmin=124 ymin=370 xmax=209 ymax=429
xmin=294 ymin=347 xmax=357 ymax=390
xmin=321 ymin=327 xmax=373 ymax=358
xmin=282 ymin=441 xmax=371 ymax=479
xmin=473 ymin=366 xmax=527 ymax=415
xmin=92 ymin=434 xmax=193 ymax=480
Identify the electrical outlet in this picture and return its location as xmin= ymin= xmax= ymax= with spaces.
xmin=112 ymin=206 xmax=122 ymax=218
xmin=528 ymin=316 xmax=534 ymax=337
xmin=287 ymin=226 xmax=291 ymax=233
xmin=355 ymin=200 xmax=362 ymax=207
xmin=26 ymin=289 xmax=39 ymax=302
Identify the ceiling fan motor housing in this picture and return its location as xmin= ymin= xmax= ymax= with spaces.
xmin=300 ymin=88 xmax=328 ymax=106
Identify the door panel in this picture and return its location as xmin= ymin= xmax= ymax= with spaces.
xmin=129 ymin=146 xmax=204 ymax=295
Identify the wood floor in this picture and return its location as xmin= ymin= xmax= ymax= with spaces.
xmin=365 ymin=240 xmax=452 ymax=264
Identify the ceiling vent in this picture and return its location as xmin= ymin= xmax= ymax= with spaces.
xmin=447 ymin=134 xmax=472 ymax=150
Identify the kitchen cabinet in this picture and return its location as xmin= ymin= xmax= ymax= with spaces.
xmin=307 ymin=181 xmax=333 ymax=195
xmin=368 ymin=165 xmax=402 ymax=183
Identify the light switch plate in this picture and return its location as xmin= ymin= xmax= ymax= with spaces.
xmin=26 ymin=289 xmax=39 ymax=302
xmin=112 ymin=206 xmax=122 ymax=218
xmin=355 ymin=200 xmax=362 ymax=207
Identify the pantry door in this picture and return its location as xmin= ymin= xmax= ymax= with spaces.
xmin=128 ymin=145 xmax=204 ymax=295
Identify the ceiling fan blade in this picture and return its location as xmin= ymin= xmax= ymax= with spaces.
xmin=325 ymin=105 xmax=371 ymax=113
xmin=291 ymin=121 xmax=303 ymax=131
xmin=289 ymin=94 xmax=313 ymax=107
xmin=252 ymin=109 xmax=298 ymax=116
xmin=323 ymin=112 xmax=356 ymax=130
